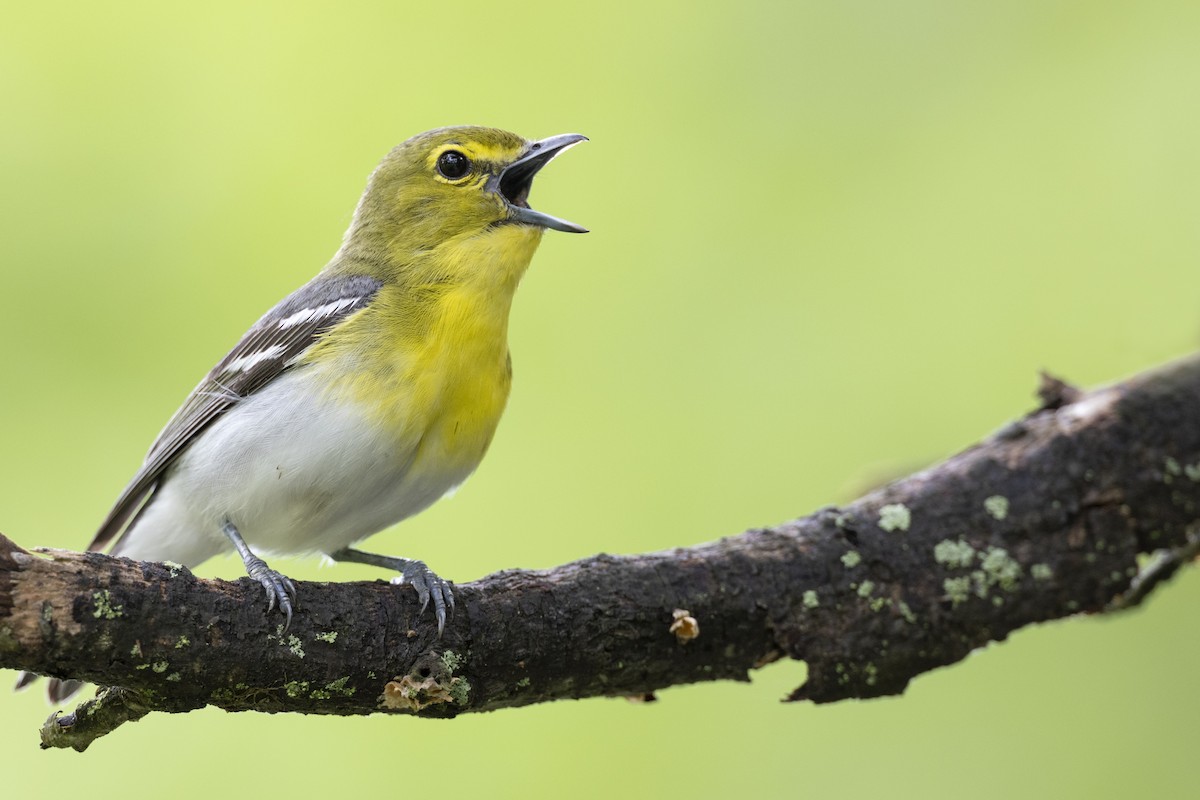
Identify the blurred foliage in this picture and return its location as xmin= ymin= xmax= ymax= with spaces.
xmin=1 ymin=0 xmax=1197 ymax=796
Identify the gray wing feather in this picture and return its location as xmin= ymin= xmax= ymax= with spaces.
xmin=89 ymin=274 xmax=382 ymax=553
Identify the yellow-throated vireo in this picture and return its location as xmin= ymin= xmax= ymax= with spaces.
xmin=24 ymin=126 xmax=586 ymax=702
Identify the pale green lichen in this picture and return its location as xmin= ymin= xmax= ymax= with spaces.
xmin=151 ymin=660 xmax=169 ymax=674
xmin=980 ymin=547 xmax=1022 ymax=591
xmin=1165 ymin=457 xmax=1182 ymax=476
xmin=92 ymin=590 xmax=123 ymax=620
xmin=869 ymin=597 xmax=888 ymax=612
xmin=857 ymin=580 xmax=876 ymax=598
xmin=210 ymin=682 xmax=250 ymax=703
xmin=934 ymin=539 xmax=976 ymax=570
xmin=878 ymin=504 xmax=911 ymax=532
xmin=943 ymin=576 xmax=972 ymax=606
xmin=1030 ymin=563 xmax=1053 ymax=580
xmin=130 ymin=642 xmax=143 ymax=658
xmin=1186 ymin=463 xmax=1200 ymax=482
xmin=311 ymin=676 xmax=355 ymax=700
xmin=162 ymin=560 xmax=184 ymax=578
xmin=802 ymin=590 xmax=820 ymax=609
xmin=448 ymin=677 xmax=471 ymax=705
xmin=286 ymin=635 xmax=305 ymax=659
xmin=174 ymin=635 xmax=190 ymax=649
xmin=897 ymin=601 xmax=917 ymax=624
xmin=285 ymin=680 xmax=309 ymax=698
xmin=841 ymin=550 xmax=862 ymax=569
xmin=983 ymin=495 xmax=1010 ymax=521
xmin=166 ymin=672 xmax=182 ymax=682
xmin=516 ymin=676 xmax=531 ymax=688
xmin=992 ymin=596 xmax=1004 ymax=607
xmin=441 ymin=650 xmax=464 ymax=672
xmin=315 ymin=631 xmax=339 ymax=644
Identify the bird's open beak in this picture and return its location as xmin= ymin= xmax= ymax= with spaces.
xmin=496 ymin=133 xmax=588 ymax=233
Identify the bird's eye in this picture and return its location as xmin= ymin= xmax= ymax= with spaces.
xmin=436 ymin=150 xmax=471 ymax=180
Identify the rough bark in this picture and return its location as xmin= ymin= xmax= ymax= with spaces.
xmin=3 ymin=354 xmax=1200 ymax=752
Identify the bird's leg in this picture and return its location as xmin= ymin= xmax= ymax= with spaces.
xmin=326 ymin=547 xmax=453 ymax=635
xmin=222 ymin=521 xmax=296 ymax=629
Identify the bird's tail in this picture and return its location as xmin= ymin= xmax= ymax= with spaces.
xmin=14 ymin=672 xmax=86 ymax=704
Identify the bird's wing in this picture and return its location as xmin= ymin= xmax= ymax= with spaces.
xmin=89 ymin=273 xmax=383 ymax=553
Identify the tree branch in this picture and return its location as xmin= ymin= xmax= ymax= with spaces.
xmin=4 ymin=354 xmax=1200 ymax=751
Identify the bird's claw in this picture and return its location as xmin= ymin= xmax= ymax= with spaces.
xmin=390 ymin=560 xmax=454 ymax=635
xmin=246 ymin=557 xmax=297 ymax=629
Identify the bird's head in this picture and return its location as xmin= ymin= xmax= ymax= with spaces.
xmin=342 ymin=126 xmax=586 ymax=270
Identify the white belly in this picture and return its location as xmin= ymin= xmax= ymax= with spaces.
xmin=111 ymin=367 xmax=473 ymax=567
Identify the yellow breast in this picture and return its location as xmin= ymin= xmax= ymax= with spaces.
xmin=306 ymin=224 xmax=542 ymax=477
xmin=406 ymin=281 xmax=515 ymax=467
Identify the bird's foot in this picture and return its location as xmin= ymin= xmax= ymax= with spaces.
xmin=223 ymin=520 xmax=297 ymax=629
xmin=390 ymin=560 xmax=454 ymax=636
xmin=326 ymin=547 xmax=454 ymax=635
xmin=244 ymin=554 xmax=297 ymax=629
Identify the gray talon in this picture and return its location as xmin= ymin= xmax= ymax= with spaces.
xmin=328 ymin=547 xmax=453 ymax=636
xmin=246 ymin=555 xmax=297 ymax=629
xmin=399 ymin=561 xmax=452 ymax=635
xmin=223 ymin=521 xmax=297 ymax=629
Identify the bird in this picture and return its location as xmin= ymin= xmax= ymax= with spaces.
xmin=18 ymin=126 xmax=587 ymax=703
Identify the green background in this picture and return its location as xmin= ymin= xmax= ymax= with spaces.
xmin=2 ymin=1 xmax=1198 ymax=796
